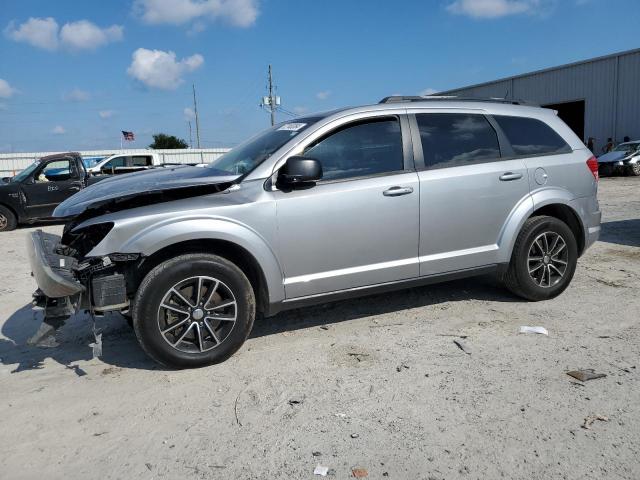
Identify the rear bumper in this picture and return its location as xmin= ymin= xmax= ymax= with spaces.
xmin=569 ymin=196 xmax=601 ymax=252
xmin=27 ymin=230 xmax=84 ymax=298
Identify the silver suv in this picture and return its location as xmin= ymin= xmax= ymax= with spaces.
xmin=27 ymin=97 xmax=601 ymax=368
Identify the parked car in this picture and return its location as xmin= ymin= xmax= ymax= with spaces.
xmin=597 ymin=140 xmax=640 ymax=176
xmin=0 ymin=152 xmax=106 ymax=232
xmin=87 ymin=152 xmax=161 ymax=175
xmin=27 ymin=97 xmax=601 ymax=368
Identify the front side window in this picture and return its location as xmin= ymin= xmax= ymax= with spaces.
xmin=104 ymin=156 xmax=128 ymax=169
xmin=493 ymin=115 xmax=571 ymax=156
xmin=36 ymin=159 xmax=77 ymax=182
xmin=416 ymin=113 xmax=501 ymax=169
xmin=303 ymin=117 xmax=404 ymax=181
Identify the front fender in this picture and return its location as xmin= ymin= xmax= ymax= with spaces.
xmin=89 ymin=215 xmax=286 ymax=304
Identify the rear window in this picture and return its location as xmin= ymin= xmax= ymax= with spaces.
xmin=493 ymin=115 xmax=571 ymax=156
xmin=416 ymin=113 xmax=501 ymax=169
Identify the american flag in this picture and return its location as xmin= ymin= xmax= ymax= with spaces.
xmin=122 ymin=130 xmax=135 ymax=141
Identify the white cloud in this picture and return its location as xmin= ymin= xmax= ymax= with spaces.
xmin=446 ymin=0 xmax=540 ymax=18
xmin=0 ymin=78 xmax=17 ymax=98
xmin=60 ymin=20 xmax=123 ymax=51
xmin=316 ymin=90 xmax=331 ymax=100
xmin=420 ymin=88 xmax=439 ymax=96
xmin=4 ymin=17 xmax=59 ymax=50
xmin=99 ymin=110 xmax=114 ymax=119
xmin=135 ymin=0 xmax=259 ymax=28
xmin=63 ymin=88 xmax=91 ymax=102
xmin=4 ymin=17 xmax=123 ymax=51
xmin=52 ymin=125 xmax=66 ymax=135
xmin=184 ymin=107 xmax=196 ymax=120
xmin=127 ymin=48 xmax=204 ymax=90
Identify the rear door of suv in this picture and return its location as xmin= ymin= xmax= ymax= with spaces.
xmin=274 ymin=113 xmax=420 ymax=298
xmin=409 ymin=110 xmax=531 ymax=275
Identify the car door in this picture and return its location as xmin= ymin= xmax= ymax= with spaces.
xmin=21 ymin=158 xmax=84 ymax=219
xmin=410 ymin=111 xmax=530 ymax=275
xmin=100 ymin=155 xmax=129 ymax=175
xmin=274 ymin=114 xmax=420 ymax=299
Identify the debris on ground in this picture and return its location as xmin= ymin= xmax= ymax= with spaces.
xmin=567 ymin=369 xmax=607 ymax=382
xmin=288 ymin=397 xmax=304 ymax=406
xmin=396 ymin=364 xmax=409 ymax=372
xmin=320 ymin=325 xmax=329 ymax=330
xmin=582 ymin=415 xmax=609 ymax=429
xmin=519 ymin=326 xmax=549 ymax=335
xmin=347 ymin=352 xmax=370 ymax=362
xmin=352 ymin=467 xmax=368 ymax=477
xmin=314 ymin=465 xmax=329 ymax=476
xmin=312 ymin=451 xmax=322 ymax=457
xmin=350 ymin=433 xmax=359 ymax=438
xmin=453 ymin=339 xmax=471 ymax=355
xmin=437 ymin=334 xmax=468 ymax=338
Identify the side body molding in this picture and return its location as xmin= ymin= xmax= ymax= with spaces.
xmin=89 ymin=216 xmax=286 ymax=304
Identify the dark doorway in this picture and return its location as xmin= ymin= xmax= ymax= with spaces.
xmin=543 ymin=100 xmax=585 ymax=141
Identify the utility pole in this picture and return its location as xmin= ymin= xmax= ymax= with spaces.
xmin=261 ymin=65 xmax=281 ymax=126
xmin=192 ymin=84 xmax=201 ymax=149
xmin=188 ymin=121 xmax=193 ymax=148
xmin=268 ymin=65 xmax=275 ymax=126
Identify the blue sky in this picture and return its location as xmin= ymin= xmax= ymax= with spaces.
xmin=0 ymin=0 xmax=638 ymax=153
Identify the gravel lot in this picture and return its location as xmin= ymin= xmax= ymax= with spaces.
xmin=1 ymin=177 xmax=638 ymax=480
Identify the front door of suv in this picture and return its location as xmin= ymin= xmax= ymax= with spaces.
xmin=274 ymin=114 xmax=420 ymax=298
xmin=411 ymin=112 xmax=530 ymax=275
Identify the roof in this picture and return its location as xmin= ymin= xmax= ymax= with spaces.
xmin=439 ymin=47 xmax=640 ymax=94
xmin=39 ymin=152 xmax=81 ymax=162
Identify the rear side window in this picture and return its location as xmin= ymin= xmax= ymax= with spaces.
xmin=303 ymin=117 xmax=404 ymax=181
xmin=493 ymin=115 xmax=571 ymax=156
xmin=416 ymin=113 xmax=501 ymax=169
xmin=132 ymin=155 xmax=152 ymax=166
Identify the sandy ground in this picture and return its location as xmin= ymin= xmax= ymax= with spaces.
xmin=0 ymin=177 xmax=638 ymax=480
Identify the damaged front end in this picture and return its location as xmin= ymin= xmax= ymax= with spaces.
xmin=27 ymin=226 xmax=141 ymax=347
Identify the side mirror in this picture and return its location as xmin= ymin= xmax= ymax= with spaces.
xmin=278 ymin=156 xmax=322 ymax=186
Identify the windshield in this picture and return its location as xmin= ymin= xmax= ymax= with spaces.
xmin=210 ymin=117 xmax=322 ymax=175
xmin=12 ymin=162 xmax=40 ymax=182
xmin=614 ymin=143 xmax=640 ymax=154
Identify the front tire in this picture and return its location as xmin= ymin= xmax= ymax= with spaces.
xmin=132 ymin=253 xmax=255 ymax=368
xmin=0 ymin=205 xmax=17 ymax=232
xmin=626 ymin=162 xmax=640 ymax=176
xmin=503 ymin=216 xmax=578 ymax=301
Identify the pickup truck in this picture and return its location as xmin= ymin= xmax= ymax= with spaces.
xmin=87 ymin=152 xmax=162 ymax=175
xmin=0 ymin=152 xmax=105 ymax=231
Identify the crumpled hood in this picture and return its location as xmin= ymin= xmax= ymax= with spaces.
xmin=597 ymin=151 xmax=628 ymax=163
xmin=54 ymin=165 xmax=240 ymax=218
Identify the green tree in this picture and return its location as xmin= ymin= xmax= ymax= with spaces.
xmin=149 ymin=133 xmax=189 ymax=149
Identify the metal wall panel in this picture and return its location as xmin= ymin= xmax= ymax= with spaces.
xmin=441 ymin=49 xmax=640 ymax=152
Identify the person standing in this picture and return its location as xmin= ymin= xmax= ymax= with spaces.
xmin=587 ymin=137 xmax=595 ymax=152
xmin=603 ymin=138 xmax=614 ymax=153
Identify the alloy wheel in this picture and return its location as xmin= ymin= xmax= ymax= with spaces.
xmin=157 ymin=276 xmax=237 ymax=353
xmin=527 ymin=231 xmax=568 ymax=288
xmin=0 ymin=214 xmax=7 ymax=230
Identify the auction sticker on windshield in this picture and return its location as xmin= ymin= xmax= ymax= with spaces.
xmin=278 ymin=123 xmax=306 ymax=131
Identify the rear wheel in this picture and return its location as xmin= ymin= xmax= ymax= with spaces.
xmin=132 ymin=253 xmax=255 ymax=368
xmin=0 ymin=205 xmax=17 ymax=232
xmin=503 ymin=216 xmax=578 ymax=301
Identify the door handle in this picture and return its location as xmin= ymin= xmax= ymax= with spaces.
xmin=68 ymin=186 xmax=81 ymax=191
xmin=383 ymin=186 xmax=413 ymax=197
xmin=499 ymin=172 xmax=523 ymax=181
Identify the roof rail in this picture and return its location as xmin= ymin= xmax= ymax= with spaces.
xmin=378 ymin=95 xmax=538 ymax=106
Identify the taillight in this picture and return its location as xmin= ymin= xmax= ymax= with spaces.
xmin=586 ymin=156 xmax=599 ymax=181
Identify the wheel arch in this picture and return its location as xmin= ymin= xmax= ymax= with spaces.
xmin=136 ymin=238 xmax=273 ymax=316
xmin=530 ymin=203 xmax=585 ymax=256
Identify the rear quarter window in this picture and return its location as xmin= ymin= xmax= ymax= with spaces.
xmin=493 ymin=115 xmax=572 ymax=156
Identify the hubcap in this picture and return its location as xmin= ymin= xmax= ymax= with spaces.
xmin=157 ymin=276 xmax=237 ymax=353
xmin=527 ymin=231 xmax=569 ymax=288
xmin=0 ymin=214 xmax=7 ymax=229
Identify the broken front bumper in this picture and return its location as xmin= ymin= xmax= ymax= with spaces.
xmin=27 ymin=230 xmax=84 ymax=298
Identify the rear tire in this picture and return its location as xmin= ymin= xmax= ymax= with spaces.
xmin=132 ymin=253 xmax=255 ymax=368
xmin=503 ymin=216 xmax=578 ymax=301
xmin=0 ymin=205 xmax=17 ymax=232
